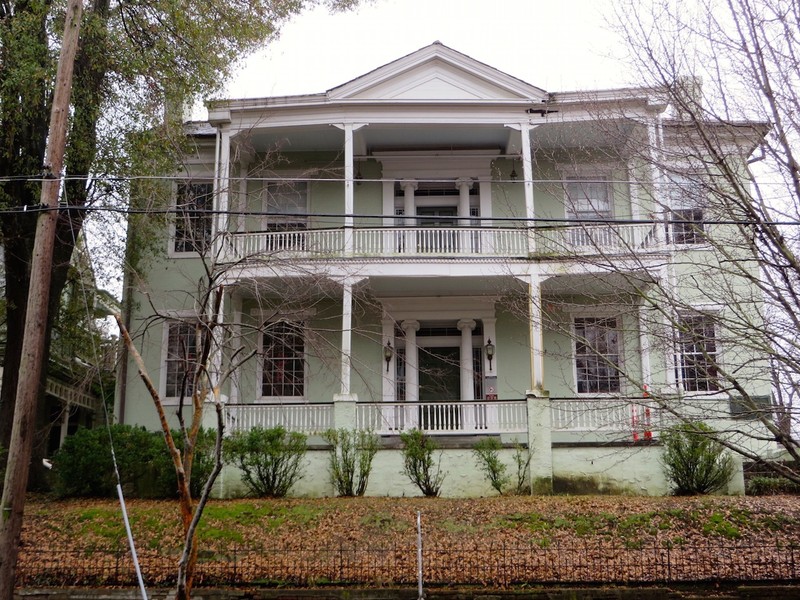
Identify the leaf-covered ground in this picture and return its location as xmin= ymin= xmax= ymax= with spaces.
xmin=17 ymin=495 xmax=800 ymax=587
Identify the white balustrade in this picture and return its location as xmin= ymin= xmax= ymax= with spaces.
xmin=225 ymin=403 xmax=334 ymax=434
xmin=534 ymin=223 xmax=657 ymax=255
xmin=551 ymin=398 xmax=660 ymax=434
xmin=355 ymin=401 xmax=528 ymax=435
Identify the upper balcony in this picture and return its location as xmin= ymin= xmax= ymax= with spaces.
xmin=219 ymin=222 xmax=662 ymax=263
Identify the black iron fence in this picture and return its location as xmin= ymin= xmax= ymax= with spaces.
xmin=16 ymin=540 xmax=800 ymax=588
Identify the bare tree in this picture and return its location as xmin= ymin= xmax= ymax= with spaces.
xmin=516 ymin=0 xmax=800 ymax=484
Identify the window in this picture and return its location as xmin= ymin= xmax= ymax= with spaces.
xmin=174 ymin=182 xmax=213 ymax=253
xmin=667 ymin=174 xmax=705 ymax=244
xmin=165 ymin=321 xmax=202 ymax=398
xmin=676 ymin=315 xmax=719 ymax=392
xmin=574 ymin=317 xmax=620 ymax=393
xmin=262 ymin=321 xmax=305 ymax=398
xmin=263 ymin=182 xmax=308 ymax=251
xmin=565 ymin=177 xmax=611 ymax=220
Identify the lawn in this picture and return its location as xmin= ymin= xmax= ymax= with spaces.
xmin=18 ymin=494 xmax=800 ymax=587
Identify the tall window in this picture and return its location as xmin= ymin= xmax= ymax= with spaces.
xmin=565 ymin=177 xmax=612 ymax=220
xmin=165 ymin=321 xmax=202 ymax=398
xmin=174 ymin=182 xmax=213 ymax=253
xmin=667 ymin=174 xmax=705 ymax=244
xmin=263 ymin=181 xmax=308 ymax=231
xmin=676 ymin=315 xmax=719 ymax=392
xmin=574 ymin=317 xmax=620 ymax=393
xmin=262 ymin=321 xmax=305 ymax=398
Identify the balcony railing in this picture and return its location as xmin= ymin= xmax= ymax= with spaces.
xmin=355 ymin=401 xmax=528 ymax=435
xmin=534 ymin=223 xmax=660 ymax=256
xmin=551 ymin=397 xmax=661 ymax=435
xmin=225 ymin=403 xmax=334 ymax=434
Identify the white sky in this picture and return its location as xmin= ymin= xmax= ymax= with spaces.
xmin=223 ymin=0 xmax=632 ymax=102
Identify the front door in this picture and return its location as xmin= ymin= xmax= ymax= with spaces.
xmin=418 ymin=347 xmax=461 ymax=430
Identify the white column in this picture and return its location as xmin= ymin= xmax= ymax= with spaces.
xmin=236 ymin=159 xmax=249 ymax=236
xmin=520 ymin=123 xmax=535 ymax=224
xmin=456 ymin=178 xmax=472 ymax=226
xmin=343 ymin=124 xmax=355 ymax=254
xmin=528 ymin=274 xmax=546 ymax=395
xmin=340 ymin=280 xmax=354 ymax=398
xmin=457 ymin=319 xmax=476 ymax=401
xmin=402 ymin=320 xmax=420 ymax=403
xmin=229 ymin=290 xmax=243 ymax=405
xmin=59 ymin=403 xmax=70 ymax=448
xmin=402 ymin=180 xmax=417 ymax=226
xmin=214 ymin=125 xmax=231 ymax=238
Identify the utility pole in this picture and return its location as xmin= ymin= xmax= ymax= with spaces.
xmin=0 ymin=0 xmax=83 ymax=596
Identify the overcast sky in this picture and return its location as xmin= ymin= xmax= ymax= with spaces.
xmin=223 ymin=0 xmax=632 ymax=102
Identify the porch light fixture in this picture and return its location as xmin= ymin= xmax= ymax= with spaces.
xmin=510 ymin=160 xmax=518 ymax=181
xmin=384 ymin=340 xmax=394 ymax=372
xmin=485 ymin=339 xmax=495 ymax=370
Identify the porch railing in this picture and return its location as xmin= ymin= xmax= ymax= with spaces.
xmin=551 ymin=397 xmax=661 ymax=435
xmin=355 ymin=401 xmax=528 ymax=435
xmin=225 ymin=403 xmax=334 ymax=434
xmin=533 ymin=223 xmax=659 ymax=255
xmin=222 ymin=223 xmax=664 ymax=262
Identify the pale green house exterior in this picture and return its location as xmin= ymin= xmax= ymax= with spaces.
xmin=117 ymin=43 xmax=774 ymax=497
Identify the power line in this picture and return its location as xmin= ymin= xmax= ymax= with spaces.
xmin=3 ymin=202 xmax=800 ymax=227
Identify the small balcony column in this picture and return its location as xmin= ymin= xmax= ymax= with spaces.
xmin=402 ymin=320 xmax=420 ymax=403
xmin=59 ymin=403 xmax=71 ymax=448
xmin=212 ymin=123 xmax=231 ymax=254
xmin=402 ymin=180 xmax=418 ymax=227
xmin=339 ymin=280 xmax=354 ymax=399
xmin=456 ymin=178 xmax=473 ymax=226
xmin=457 ymin=319 xmax=476 ymax=401
xmin=527 ymin=274 xmax=546 ymax=396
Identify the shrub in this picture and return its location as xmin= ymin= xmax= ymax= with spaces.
xmin=224 ymin=426 xmax=307 ymax=497
xmin=399 ymin=428 xmax=445 ymax=497
xmin=746 ymin=476 xmax=800 ymax=495
xmin=513 ymin=443 xmax=532 ymax=495
xmin=661 ymin=422 xmax=734 ymax=495
xmin=472 ymin=438 xmax=509 ymax=494
xmin=53 ymin=425 xmax=155 ymax=497
xmin=323 ymin=428 xmax=379 ymax=496
xmin=52 ymin=425 xmax=218 ymax=498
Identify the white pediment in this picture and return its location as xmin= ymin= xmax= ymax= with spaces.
xmin=329 ymin=43 xmax=547 ymax=103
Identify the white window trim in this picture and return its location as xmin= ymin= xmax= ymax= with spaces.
xmin=570 ymin=310 xmax=624 ymax=397
xmin=168 ymin=178 xmax=215 ymax=258
xmin=673 ymin=310 xmax=724 ymax=397
xmin=160 ymin=313 xmax=204 ymax=406
xmin=257 ymin=315 xmax=311 ymax=403
xmin=260 ymin=176 xmax=311 ymax=231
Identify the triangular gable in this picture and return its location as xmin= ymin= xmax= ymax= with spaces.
xmin=329 ymin=42 xmax=548 ymax=102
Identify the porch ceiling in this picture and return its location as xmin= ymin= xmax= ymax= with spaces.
xmin=541 ymin=271 xmax=655 ymax=297
xmin=234 ymin=119 xmax=637 ymax=156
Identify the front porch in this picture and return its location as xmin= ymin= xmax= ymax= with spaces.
xmin=222 ymin=396 xmax=663 ymax=439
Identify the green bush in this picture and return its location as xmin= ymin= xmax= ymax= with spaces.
xmin=661 ymin=422 xmax=734 ymax=495
xmin=513 ymin=443 xmax=532 ymax=495
xmin=323 ymin=428 xmax=379 ymax=496
xmin=224 ymin=426 xmax=307 ymax=497
xmin=52 ymin=425 xmax=217 ymax=498
xmin=399 ymin=428 xmax=445 ymax=497
xmin=53 ymin=425 xmax=155 ymax=497
xmin=746 ymin=476 xmax=800 ymax=495
xmin=472 ymin=438 xmax=509 ymax=494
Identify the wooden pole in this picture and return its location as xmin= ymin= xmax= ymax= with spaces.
xmin=0 ymin=1 xmax=83 ymax=596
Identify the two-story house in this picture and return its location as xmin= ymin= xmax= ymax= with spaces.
xmin=117 ymin=43 xmax=773 ymax=496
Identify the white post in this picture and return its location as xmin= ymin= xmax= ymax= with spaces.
xmin=402 ymin=320 xmax=420 ymax=403
xmin=343 ymin=124 xmax=355 ymax=255
xmin=403 ymin=181 xmax=418 ymax=255
xmin=59 ymin=403 xmax=70 ymax=448
xmin=528 ymin=274 xmax=545 ymax=394
xmin=340 ymin=280 xmax=354 ymax=397
xmin=215 ymin=125 xmax=231 ymax=239
xmin=457 ymin=319 xmax=476 ymax=402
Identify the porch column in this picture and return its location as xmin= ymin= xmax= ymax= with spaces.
xmin=457 ymin=319 xmax=476 ymax=401
xmin=402 ymin=320 xmax=420 ymax=403
xmin=339 ymin=280 xmax=355 ymax=399
xmin=214 ymin=124 xmax=232 ymax=240
xmin=456 ymin=178 xmax=472 ymax=226
xmin=402 ymin=180 xmax=417 ymax=226
xmin=528 ymin=274 xmax=545 ymax=395
xmin=229 ymin=290 xmax=243 ymax=405
xmin=335 ymin=123 xmax=367 ymax=254
xmin=59 ymin=403 xmax=70 ymax=448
